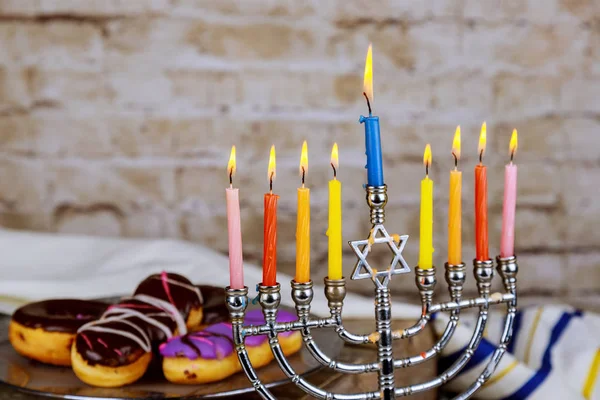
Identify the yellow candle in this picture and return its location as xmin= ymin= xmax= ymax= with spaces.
xmin=448 ymin=126 xmax=462 ymax=265
xmin=328 ymin=143 xmax=342 ymax=280
xmin=295 ymin=141 xmax=311 ymax=283
xmin=419 ymin=144 xmax=434 ymax=269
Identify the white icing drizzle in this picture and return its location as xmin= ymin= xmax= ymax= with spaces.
xmin=79 ymin=316 xmax=152 ymax=352
xmin=103 ymin=307 xmax=173 ymax=340
xmin=77 ymin=274 xmax=203 ymax=356
xmin=133 ymin=294 xmax=187 ymax=335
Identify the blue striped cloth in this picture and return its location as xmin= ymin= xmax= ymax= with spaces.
xmin=434 ymin=305 xmax=600 ymax=399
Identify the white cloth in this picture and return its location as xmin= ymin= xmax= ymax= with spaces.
xmin=0 ymin=228 xmax=420 ymax=318
xmin=435 ymin=305 xmax=600 ymax=399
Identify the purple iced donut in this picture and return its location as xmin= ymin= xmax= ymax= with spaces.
xmin=159 ymin=309 xmax=296 ymax=360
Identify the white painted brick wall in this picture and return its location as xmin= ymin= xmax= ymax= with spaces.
xmin=0 ymin=0 xmax=598 ymax=303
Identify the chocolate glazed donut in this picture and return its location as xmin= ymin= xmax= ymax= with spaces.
xmin=197 ymin=285 xmax=229 ymax=326
xmin=71 ymin=272 xmax=204 ymax=387
xmin=12 ymin=299 xmax=109 ymax=333
xmin=9 ymin=299 xmax=108 ymax=366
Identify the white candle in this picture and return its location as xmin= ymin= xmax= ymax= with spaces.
xmin=500 ymin=130 xmax=518 ymax=258
xmin=226 ymin=146 xmax=244 ymax=288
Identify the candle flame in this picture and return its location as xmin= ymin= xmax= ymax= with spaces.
xmin=478 ymin=122 xmax=487 ymax=160
xmin=268 ymin=145 xmax=276 ymax=182
xmin=423 ymin=144 xmax=432 ymax=169
xmin=509 ymin=129 xmax=518 ymax=158
xmin=330 ymin=142 xmax=339 ymax=170
xmin=299 ymin=140 xmax=308 ymax=177
xmin=227 ymin=145 xmax=236 ymax=178
xmin=363 ymin=43 xmax=373 ymax=105
xmin=452 ymin=126 xmax=461 ymax=161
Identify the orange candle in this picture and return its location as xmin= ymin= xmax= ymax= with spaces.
xmin=263 ymin=145 xmax=279 ymax=286
xmin=448 ymin=126 xmax=462 ymax=265
xmin=475 ymin=123 xmax=489 ymax=261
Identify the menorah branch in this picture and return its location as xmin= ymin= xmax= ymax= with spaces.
xmin=226 ymin=286 xmax=277 ymax=400
xmin=394 ymin=266 xmax=462 ymax=368
xmin=262 ymin=283 xmax=380 ymax=400
xmin=395 ymin=298 xmax=490 ymax=397
xmin=293 ymin=280 xmax=380 ymax=374
xmin=395 ymin=256 xmax=519 ymax=398
xmin=452 ymin=256 xmax=518 ymax=400
xmin=324 ymin=277 xmax=377 ymax=345
xmin=392 ymin=267 xmax=436 ymax=340
xmin=429 ymin=293 xmax=516 ymax=313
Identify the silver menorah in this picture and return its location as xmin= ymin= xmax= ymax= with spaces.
xmin=225 ymin=184 xmax=518 ymax=399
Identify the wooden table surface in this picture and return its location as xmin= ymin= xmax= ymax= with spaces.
xmin=0 ymin=318 xmax=437 ymax=400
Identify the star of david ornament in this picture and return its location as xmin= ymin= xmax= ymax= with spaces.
xmin=349 ymin=224 xmax=410 ymax=288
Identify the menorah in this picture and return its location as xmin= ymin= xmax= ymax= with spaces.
xmin=225 ymin=184 xmax=518 ymax=400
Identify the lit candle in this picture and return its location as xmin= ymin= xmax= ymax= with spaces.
xmin=475 ymin=122 xmax=489 ymax=262
xmin=327 ymin=143 xmax=342 ymax=280
xmin=419 ymin=144 xmax=434 ymax=270
xmin=263 ymin=145 xmax=279 ymax=286
xmin=359 ymin=44 xmax=384 ymax=187
xmin=295 ymin=141 xmax=311 ymax=283
xmin=448 ymin=126 xmax=462 ymax=265
xmin=501 ymin=129 xmax=518 ymax=258
xmin=226 ymin=146 xmax=244 ymax=289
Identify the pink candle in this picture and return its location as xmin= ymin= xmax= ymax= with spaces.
xmin=226 ymin=146 xmax=244 ymax=288
xmin=500 ymin=130 xmax=518 ymax=258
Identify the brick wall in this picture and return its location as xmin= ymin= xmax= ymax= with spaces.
xmin=0 ymin=0 xmax=598 ymax=305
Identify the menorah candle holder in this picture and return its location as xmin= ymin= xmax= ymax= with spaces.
xmin=225 ymin=185 xmax=518 ymax=399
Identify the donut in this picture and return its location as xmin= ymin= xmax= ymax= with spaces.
xmin=160 ymin=309 xmax=303 ymax=384
xmin=71 ymin=272 xmax=204 ymax=387
xmin=134 ymin=272 xmax=205 ymax=329
xmin=9 ymin=299 xmax=108 ymax=366
xmin=195 ymin=285 xmax=230 ymax=328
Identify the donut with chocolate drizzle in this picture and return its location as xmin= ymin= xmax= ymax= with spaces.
xmin=71 ymin=272 xmax=204 ymax=387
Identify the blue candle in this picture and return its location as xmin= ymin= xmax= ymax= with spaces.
xmin=360 ymin=44 xmax=384 ymax=187
xmin=360 ymin=115 xmax=384 ymax=186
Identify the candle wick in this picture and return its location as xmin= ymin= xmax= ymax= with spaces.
xmin=510 ymin=151 xmax=514 ymax=163
xmin=479 ymin=149 xmax=484 ymax=164
xmin=229 ymin=171 xmax=233 ymax=186
xmin=363 ymin=92 xmax=372 ymax=116
xmin=269 ymin=172 xmax=274 ymax=193
xmin=301 ymin=166 xmax=305 ymax=186
xmin=426 ymin=163 xmax=429 ymax=177
xmin=452 ymin=152 xmax=458 ymax=168
xmin=331 ymin=163 xmax=337 ymax=179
